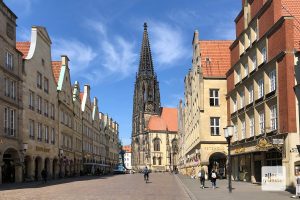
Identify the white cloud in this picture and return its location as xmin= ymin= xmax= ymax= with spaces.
xmin=52 ymin=38 xmax=97 ymax=76
xmin=7 ymin=0 xmax=35 ymax=15
xmin=84 ymin=20 xmax=138 ymax=82
xmin=150 ymin=22 xmax=189 ymax=67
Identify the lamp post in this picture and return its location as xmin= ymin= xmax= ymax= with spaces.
xmin=224 ymin=126 xmax=233 ymax=193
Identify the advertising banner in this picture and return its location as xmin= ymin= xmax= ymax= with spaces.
xmin=261 ymin=166 xmax=286 ymax=191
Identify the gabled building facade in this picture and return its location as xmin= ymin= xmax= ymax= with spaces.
xmin=180 ymin=31 xmax=232 ymax=176
xmin=227 ymin=0 xmax=300 ymax=187
xmin=18 ymin=26 xmax=59 ymax=181
xmin=0 ymin=0 xmax=23 ymax=184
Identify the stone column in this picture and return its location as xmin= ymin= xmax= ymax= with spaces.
xmin=15 ymin=164 xmax=23 ymax=183
xmin=49 ymin=159 xmax=53 ymax=178
xmin=250 ymin=153 xmax=256 ymax=183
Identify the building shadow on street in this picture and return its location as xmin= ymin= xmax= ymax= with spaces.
xmin=0 ymin=174 xmax=117 ymax=191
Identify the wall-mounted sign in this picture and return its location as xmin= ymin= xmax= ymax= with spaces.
xmin=234 ymin=147 xmax=245 ymax=154
xmin=36 ymin=146 xmax=50 ymax=153
xmin=272 ymin=139 xmax=284 ymax=145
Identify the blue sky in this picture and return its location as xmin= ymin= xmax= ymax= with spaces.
xmin=5 ymin=0 xmax=241 ymax=145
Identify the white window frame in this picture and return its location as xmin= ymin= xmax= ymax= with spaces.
xmin=244 ymin=63 xmax=248 ymax=77
xmin=6 ymin=51 xmax=13 ymax=70
xmin=4 ymin=77 xmax=9 ymax=97
xmin=44 ymin=100 xmax=49 ymax=117
xmin=44 ymin=77 xmax=49 ymax=93
xmin=29 ymin=119 xmax=34 ymax=139
xmin=269 ymin=70 xmax=276 ymax=92
xmin=258 ymin=79 xmax=264 ymax=98
xmin=241 ymin=120 xmax=246 ymax=139
xmin=249 ymin=115 xmax=254 ymax=137
xmin=210 ymin=117 xmax=220 ymax=136
xmin=240 ymin=91 xmax=245 ymax=108
xmin=10 ymin=109 xmax=15 ymax=136
xmin=209 ymin=89 xmax=219 ymax=106
xmin=249 ymin=84 xmax=254 ymax=104
xmin=270 ymin=105 xmax=277 ymax=131
xmin=37 ymin=72 xmax=42 ymax=89
xmin=259 ymin=111 xmax=265 ymax=134
xmin=237 ymin=68 xmax=241 ymax=82
xmin=262 ymin=47 xmax=267 ymax=63
xmin=234 ymin=123 xmax=238 ymax=141
xmin=45 ymin=126 xmax=49 ymax=143
xmin=38 ymin=123 xmax=42 ymax=141
xmin=252 ymin=55 xmax=257 ymax=70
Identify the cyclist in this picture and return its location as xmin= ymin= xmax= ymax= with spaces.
xmin=143 ymin=166 xmax=149 ymax=182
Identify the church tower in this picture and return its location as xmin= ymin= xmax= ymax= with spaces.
xmin=132 ymin=23 xmax=161 ymax=169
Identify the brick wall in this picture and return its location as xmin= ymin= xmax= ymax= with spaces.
xmin=250 ymin=0 xmax=264 ymax=20
xmin=236 ymin=12 xmax=244 ymax=37
xmin=277 ymin=53 xmax=297 ymax=133
xmin=231 ymin=42 xmax=240 ymax=66
xmin=268 ymin=19 xmax=294 ymax=60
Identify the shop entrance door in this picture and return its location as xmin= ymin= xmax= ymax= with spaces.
xmin=254 ymin=160 xmax=262 ymax=183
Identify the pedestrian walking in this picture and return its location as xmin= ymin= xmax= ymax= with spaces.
xmin=211 ymin=170 xmax=217 ymax=189
xmin=198 ymin=167 xmax=206 ymax=189
xmin=41 ymin=168 xmax=47 ymax=183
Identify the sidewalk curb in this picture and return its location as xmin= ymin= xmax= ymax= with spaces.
xmin=174 ymin=175 xmax=198 ymax=200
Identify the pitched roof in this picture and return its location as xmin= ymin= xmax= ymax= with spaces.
xmin=161 ymin=107 xmax=178 ymax=132
xmin=123 ymin=145 xmax=131 ymax=153
xmin=147 ymin=107 xmax=178 ymax=132
xmin=199 ymin=40 xmax=232 ymax=77
xmin=51 ymin=61 xmax=62 ymax=84
xmin=16 ymin=42 xmax=30 ymax=58
xmin=148 ymin=116 xmax=167 ymax=131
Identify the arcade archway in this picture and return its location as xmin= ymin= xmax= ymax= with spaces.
xmin=208 ymin=152 xmax=226 ymax=179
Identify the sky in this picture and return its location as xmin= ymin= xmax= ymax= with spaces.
xmin=5 ymin=0 xmax=241 ymax=146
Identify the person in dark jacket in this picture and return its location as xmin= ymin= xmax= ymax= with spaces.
xmin=211 ymin=170 xmax=217 ymax=189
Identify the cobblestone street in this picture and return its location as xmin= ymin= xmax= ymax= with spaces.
xmin=0 ymin=174 xmax=189 ymax=200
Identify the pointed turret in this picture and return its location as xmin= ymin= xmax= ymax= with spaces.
xmin=138 ymin=22 xmax=154 ymax=77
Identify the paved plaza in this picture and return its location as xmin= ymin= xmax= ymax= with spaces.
xmin=176 ymin=174 xmax=293 ymax=200
xmin=0 ymin=173 xmax=189 ymax=200
xmin=0 ymin=173 xmax=297 ymax=200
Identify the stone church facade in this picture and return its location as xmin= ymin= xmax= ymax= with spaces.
xmin=131 ymin=23 xmax=178 ymax=171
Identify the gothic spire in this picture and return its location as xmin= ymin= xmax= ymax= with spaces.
xmin=138 ymin=22 xmax=154 ymax=76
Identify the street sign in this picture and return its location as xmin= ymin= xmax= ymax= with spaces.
xmin=272 ymin=139 xmax=284 ymax=145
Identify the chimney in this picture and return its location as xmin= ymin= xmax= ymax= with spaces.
xmin=61 ymin=55 xmax=70 ymax=67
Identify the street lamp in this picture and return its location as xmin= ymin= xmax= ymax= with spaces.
xmin=224 ymin=126 xmax=233 ymax=193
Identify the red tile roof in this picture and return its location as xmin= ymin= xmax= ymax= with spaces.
xmin=16 ymin=42 xmax=30 ymax=58
xmin=147 ymin=107 xmax=178 ymax=132
xmin=161 ymin=107 xmax=178 ymax=132
xmin=281 ymin=0 xmax=300 ymax=51
xmin=123 ymin=145 xmax=131 ymax=153
xmin=148 ymin=116 xmax=167 ymax=131
xmin=51 ymin=61 xmax=62 ymax=84
xmin=199 ymin=40 xmax=232 ymax=77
